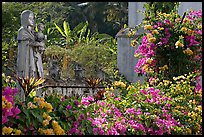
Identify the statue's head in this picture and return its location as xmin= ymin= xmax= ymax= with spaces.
xmin=37 ymin=23 xmax=44 ymax=31
xmin=21 ymin=10 xmax=35 ymax=28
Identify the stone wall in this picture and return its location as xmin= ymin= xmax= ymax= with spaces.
xmin=41 ymin=86 xmax=105 ymax=97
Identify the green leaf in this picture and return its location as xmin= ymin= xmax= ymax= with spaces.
xmin=73 ymin=22 xmax=86 ymax=35
xmin=33 ymin=120 xmax=38 ymax=129
xmin=23 ymin=109 xmax=29 ymax=117
xmin=63 ymin=21 xmax=70 ymax=37
xmin=54 ymin=23 xmax=66 ymax=37
xmin=31 ymin=110 xmax=43 ymax=123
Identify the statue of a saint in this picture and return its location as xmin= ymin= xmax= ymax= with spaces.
xmin=17 ymin=10 xmax=45 ymax=100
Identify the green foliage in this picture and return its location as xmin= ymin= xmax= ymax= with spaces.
xmin=143 ymin=2 xmax=179 ymax=20
xmin=69 ymin=35 xmax=117 ymax=78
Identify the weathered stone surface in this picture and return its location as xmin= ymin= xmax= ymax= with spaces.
xmin=17 ymin=10 xmax=45 ymax=100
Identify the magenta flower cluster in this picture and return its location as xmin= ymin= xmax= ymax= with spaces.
xmin=2 ymin=87 xmax=21 ymax=124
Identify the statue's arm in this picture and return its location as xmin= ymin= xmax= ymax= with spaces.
xmin=29 ymin=40 xmax=43 ymax=47
xmin=18 ymin=28 xmax=44 ymax=47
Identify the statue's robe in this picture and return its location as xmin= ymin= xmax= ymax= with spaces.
xmin=17 ymin=26 xmax=37 ymax=78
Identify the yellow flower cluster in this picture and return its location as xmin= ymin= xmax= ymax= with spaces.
xmin=105 ymin=87 xmax=114 ymax=91
xmin=195 ymin=105 xmax=202 ymax=112
xmin=162 ymin=80 xmax=172 ymax=86
xmin=158 ymin=27 xmax=164 ymax=31
xmin=2 ymin=127 xmax=22 ymax=135
xmin=146 ymin=58 xmax=153 ymax=64
xmin=113 ymin=81 xmax=126 ymax=88
xmin=152 ymin=29 xmax=159 ymax=35
xmin=131 ymin=39 xmax=138 ymax=47
xmin=159 ymin=65 xmax=168 ymax=72
xmin=2 ymin=127 xmax=13 ymax=135
xmin=146 ymin=33 xmax=156 ymax=43
xmin=134 ymin=53 xmax=141 ymax=58
xmin=126 ymin=85 xmax=136 ymax=91
xmin=181 ymin=27 xmax=194 ymax=35
xmin=173 ymin=75 xmax=186 ymax=81
xmin=197 ymin=23 xmax=202 ymax=29
xmin=34 ymin=97 xmax=53 ymax=112
xmin=38 ymin=128 xmax=55 ymax=135
xmin=27 ymin=102 xmax=37 ymax=109
xmin=157 ymin=12 xmax=170 ymax=18
xmin=52 ymin=120 xmax=65 ymax=135
xmin=14 ymin=129 xmax=22 ymax=135
xmin=2 ymin=96 xmax=13 ymax=109
xmin=143 ymin=21 xmax=148 ymax=24
xmin=185 ymin=128 xmax=192 ymax=134
xmin=142 ymin=64 xmax=149 ymax=73
xmin=183 ymin=48 xmax=193 ymax=55
xmin=144 ymin=25 xmax=153 ymax=30
xmin=183 ymin=18 xmax=190 ymax=23
xmin=42 ymin=112 xmax=52 ymax=126
xmin=175 ymin=41 xmax=184 ymax=48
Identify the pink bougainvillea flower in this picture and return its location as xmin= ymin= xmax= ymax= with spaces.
xmin=66 ymin=105 xmax=72 ymax=110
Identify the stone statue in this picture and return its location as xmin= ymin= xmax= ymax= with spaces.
xmin=34 ymin=23 xmax=47 ymax=78
xmin=17 ymin=10 xmax=45 ymax=100
xmin=35 ymin=23 xmax=46 ymax=54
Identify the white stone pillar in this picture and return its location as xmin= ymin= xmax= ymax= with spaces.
xmin=178 ymin=2 xmax=202 ymax=16
xmin=128 ymin=2 xmax=145 ymax=28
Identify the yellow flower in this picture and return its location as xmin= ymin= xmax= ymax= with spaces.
xmin=43 ymin=119 xmax=49 ymax=126
xmin=43 ymin=112 xmax=48 ymax=119
xmin=152 ymin=29 xmax=159 ymax=35
xmin=134 ymin=53 xmax=141 ymax=58
xmin=159 ymin=65 xmax=168 ymax=72
xmin=131 ymin=40 xmax=138 ymax=47
xmin=47 ymin=116 xmax=52 ymax=121
xmin=44 ymin=129 xmax=55 ymax=135
xmin=27 ymin=102 xmax=33 ymax=109
xmin=181 ymin=27 xmax=187 ymax=32
xmin=146 ymin=33 xmax=153 ymax=38
xmin=2 ymin=102 xmax=6 ymax=108
xmin=2 ymin=96 xmax=6 ymax=101
xmin=40 ymin=98 xmax=45 ymax=101
xmin=52 ymin=120 xmax=58 ymax=127
xmin=143 ymin=21 xmax=148 ymax=24
xmin=38 ymin=128 xmax=43 ymax=133
xmin=158 ymin=27 xmax=164 ymax=30
xmin=183 ymin=18 xmax=190 ymax=23
xmin=31 ymin=105 xmax=38 ymax=109
xmin=146 ymin=58 xmax=153 ymax=64
xmin=198 ymin=24 xmax=202 ymax=29
xmin=175 ymin=41 xmax=184 ymax=48
xmin=127 ymin=32 xmax=132 ymax=37
xmin=144 ymin=25 xmax=153 ymax=30
xmin=33 ymin=97 xmax=38 ymax=103
xmin=45 ymin=103 xmax=53 ymax=112
xmin=39 ymin=102 xmax=45 ymax=109
xmin=176 ymin=106 xmax=181 ymax=109
xmin=15 ymin=130 xmax=21 ymax=135
xmin=7 ymin=102 xmax=13 ymax=108
xmin=186 ymin=128 xmax=192 ymax=134
xmin=149 ymin=37 xmax=156 ymax=43
xmin=187 ymin=29 xmax=193 ymax=35
xmin=2 ymin=127 xmax=13 ymax=135
xmin=126 ymin=85 xmax=134 ymax=90
xmin=53 ymin=126 xmax=65 ymax=135
xmin=183 ymin=48 xmax=193 ymax=55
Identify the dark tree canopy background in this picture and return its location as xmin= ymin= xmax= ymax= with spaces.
xmin=2 ymin=2 xmax=128 ymax=41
